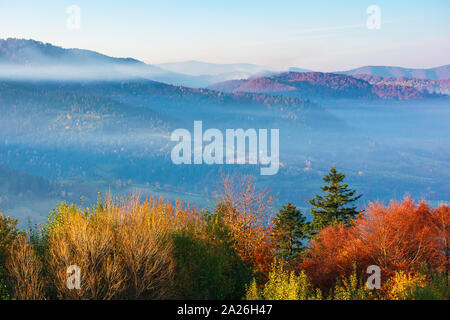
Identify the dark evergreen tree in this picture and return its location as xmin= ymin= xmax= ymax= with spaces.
xmin=308 ymin=167 xmax=362 ymax=236
xmin=272 ymin=203 xmax=309 ymax=262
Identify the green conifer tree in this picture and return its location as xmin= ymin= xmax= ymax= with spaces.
xmin=308 ymin=167 xmax=362 ymax=236
xmin=272 ymin=203 xmax=309 ymax=262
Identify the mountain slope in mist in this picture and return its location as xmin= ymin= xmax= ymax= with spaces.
xmin=0 ymin=38 xmax=216 ymax=87
xmin=0 ymin=38 xmax=142 ymax=66
xmin=0 ymin=78 xmax=334 ymax=136
xmin=0 ymin=77 xmax=348 ymax=220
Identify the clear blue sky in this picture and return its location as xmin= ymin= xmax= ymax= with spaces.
xmin=1 ymin=0 xmax=449 ymax=71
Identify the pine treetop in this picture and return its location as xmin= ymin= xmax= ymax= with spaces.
xmin=308 ymin=167 xmax=362 ymax=235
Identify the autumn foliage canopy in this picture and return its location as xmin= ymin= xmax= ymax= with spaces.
xmin=302 ymin=199 xmax=449 ymax=292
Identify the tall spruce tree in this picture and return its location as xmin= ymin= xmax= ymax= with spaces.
xmin=272 ymin=203 xmax=309 ymax=262
xmin=308 ymin=167 xmax=362 ymax=236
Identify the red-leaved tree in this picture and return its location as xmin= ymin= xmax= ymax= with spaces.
xmin=302 ymin=198 xmax=449 ymax=292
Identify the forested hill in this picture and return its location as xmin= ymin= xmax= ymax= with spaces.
xmin=209 ymin=72 xmax=435 ymax=100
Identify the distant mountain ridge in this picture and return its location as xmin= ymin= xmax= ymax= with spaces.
xmin=1 ymin=38 xmax=448 ymax=91
xmin=352 ymin=74 xmax=450 ymax=96
xmin=289 ymin=67 xmax=314 ymax=73
xmin=209 ymin=72 xmax=434 ymax=100
xmin=0 ymin=38 xmax=142 ymax=66
xmin=157 ymin=60 xmax=284 ymax=87
xmin=157 ymin=60 xmax=279 ymax=76
xmin=339 ymin=65 xmax=450 ymax=81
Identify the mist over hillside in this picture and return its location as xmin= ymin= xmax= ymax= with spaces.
xmin=0 ymin=38 xmax=449 ymax=225
xmin=0 ymin=74 xmax=345 ymax=223
xmin=0 ymin=39 xmax=278 ymax=87
xmin=0 ymin=39 xmax=214 ymax=87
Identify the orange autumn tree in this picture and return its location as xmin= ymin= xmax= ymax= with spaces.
xmin=302 ymin=198 xmax=449 ymax=292
xmin=429 ymin=204 xmax=450 ymax=276
xmin=216 ymin=175 xmax=276 ymax=277
xmin=300 ymin=223 xmax=359 ymax=292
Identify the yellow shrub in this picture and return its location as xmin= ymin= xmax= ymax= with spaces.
xmin=387 ymin=271 xmax=428 ymax=300
xmin=46 ymin=195 xmax=175 ymax=300
xmin=246 ymin=261 xmax=321 ymax=300
xmin=332 ymin=268 xmax=373 ymax=300
xmin=6 ymin=235 xmax=46 ymax=300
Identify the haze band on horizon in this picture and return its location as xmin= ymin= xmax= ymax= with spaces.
xmin=170 ymin=121 xmax=280 ymax=176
